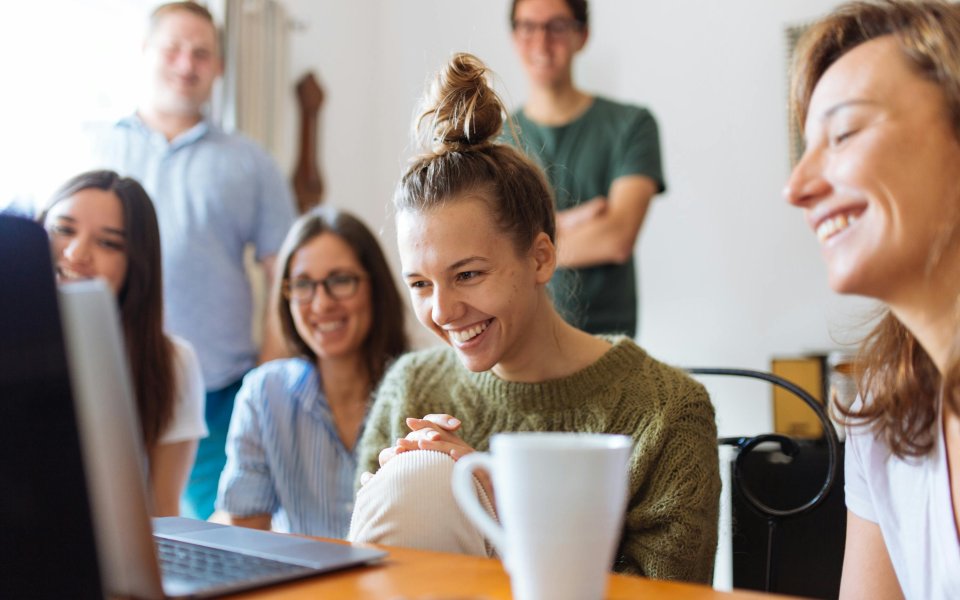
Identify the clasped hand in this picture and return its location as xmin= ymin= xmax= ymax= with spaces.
xmin=359 ymin=414 xmax=474 ymax=486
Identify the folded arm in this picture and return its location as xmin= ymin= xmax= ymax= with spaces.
xmin=555 ymin=175 xmax=658 ymax=269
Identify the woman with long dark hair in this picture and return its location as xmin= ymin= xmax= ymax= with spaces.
xmin=41 ymin=169 xmax=206 ymax=516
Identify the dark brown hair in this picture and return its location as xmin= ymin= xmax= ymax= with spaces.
xmin=790 ymin=0 xmax=960 ymax=457
xmin=275 ymin=206 xmax=409 ymax=385
xmin=41 ymin=170 xmax=175 ymax=451
xmin=396 ymin=52 xmax=556 ymax=254
xmin=510 ymin=0 xmax=589 ymax=27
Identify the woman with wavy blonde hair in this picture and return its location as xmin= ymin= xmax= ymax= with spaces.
xmin=785 ymin=1 xmax=960 ymax=597
xmin=347 ymin=53 xmax=720 ymax=583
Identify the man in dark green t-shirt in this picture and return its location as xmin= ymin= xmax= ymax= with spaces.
xmin=508 ymin=0 xmax=665 ymax=337
xmin=512 ymin=98 xmax=665 ymax=336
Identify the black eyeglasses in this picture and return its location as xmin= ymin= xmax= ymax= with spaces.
xmin=283 ymin=273 xmax=365 ymax=304
xmin=511 ymin=17 xmax=583 ymax=39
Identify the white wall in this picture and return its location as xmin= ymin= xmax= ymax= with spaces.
xmin=0 ymin=0 xmax=153 ymax=205
xmin=588 ymin=1 xmax=878 ymax=435
xmin=278 ymin=0 xmax=875 ymax=437
xmin=0 ymin=0 xmax=876 ymax=437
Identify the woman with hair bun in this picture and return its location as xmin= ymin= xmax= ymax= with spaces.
xmin=786 ymin=1 xmax=960 ymax=597
xmin=348 ymin=53 xmax=719 ymax=583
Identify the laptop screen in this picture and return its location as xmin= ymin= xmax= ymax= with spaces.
xmin=58 ymin=278 xmax=166 ymax=599
xmin=0 ymin=215 xmax=103 ymax=599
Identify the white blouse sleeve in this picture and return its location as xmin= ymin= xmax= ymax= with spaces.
xmin=842 ymin=398 xmax=877 ymax=522
xmin=158 ymin=335 xmax=209 ymax=445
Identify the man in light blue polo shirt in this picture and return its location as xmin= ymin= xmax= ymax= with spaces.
xmin=90 ymin=1 xmax=296 ymax=519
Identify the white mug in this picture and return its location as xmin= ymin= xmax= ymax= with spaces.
xmin=452 ymin=432 xmax=632 ymax=600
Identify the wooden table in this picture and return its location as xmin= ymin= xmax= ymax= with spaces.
xmin=227 ymin=541 xmax=796 ymax=599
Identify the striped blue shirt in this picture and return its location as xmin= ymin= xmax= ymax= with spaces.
xmin=216 ymin=359 xmax=359 ymax=538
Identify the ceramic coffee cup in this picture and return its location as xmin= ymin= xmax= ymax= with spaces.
xmin=452 ymin=432 xmax=632 ymax=600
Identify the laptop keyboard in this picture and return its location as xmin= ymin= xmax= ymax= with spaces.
xmin=156 ymin=537 xmax=312 ymax=587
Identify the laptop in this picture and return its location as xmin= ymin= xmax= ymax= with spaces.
xmin=1 ymin=216 xmax=386 ymax=599
xmin=0 ymin=215 xmax=103 ymax=599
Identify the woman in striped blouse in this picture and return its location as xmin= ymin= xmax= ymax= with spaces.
xmin=215 ymin=206 xmax=408 ymax=537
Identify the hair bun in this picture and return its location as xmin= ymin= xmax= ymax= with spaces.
xmin=417 ymin=52 xmax=506 ymax=154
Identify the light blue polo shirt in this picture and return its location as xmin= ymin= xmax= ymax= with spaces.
xmin=91 ymin=115 xmax=296 ymax=390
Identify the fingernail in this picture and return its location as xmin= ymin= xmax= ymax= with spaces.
xmin=427 ymin=430 xmax=440 ymax=440
xmin=447 ymin=417 xmax=460 ymax=426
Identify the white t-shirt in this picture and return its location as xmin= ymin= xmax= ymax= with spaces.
xmin=845 ymin=402 xmax=960 ymax=599
xmin=158 ymin=336 xmax=208 ymax=444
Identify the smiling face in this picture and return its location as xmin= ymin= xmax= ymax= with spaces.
xmin=785 ymin=36 xmax=960 ymax=303
xmin=398 ymin=198 xmax=554 ymax=376
xmin=511 ymin=0 xmax=586 ymax=89
xmin=44 ymin=188 xmax=129 ymax=295
xmin=287 ymin=233 xmax=373 ymax=364
xmin=143 ymin=9 xmax=221 ymax=117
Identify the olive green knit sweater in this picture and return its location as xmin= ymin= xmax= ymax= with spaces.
xmin=357 ymin=336 xmax=720 ymax=583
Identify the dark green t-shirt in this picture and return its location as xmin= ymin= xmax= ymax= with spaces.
xmin=510 ymin=97 xmax=665 ymax=336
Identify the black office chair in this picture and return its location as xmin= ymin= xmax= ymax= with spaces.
xmin=687 ymin=367 xmax=842 ymax=597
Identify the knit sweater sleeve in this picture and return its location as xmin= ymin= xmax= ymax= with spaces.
xmin=617 ymin=379 xmax=720 ymax=583
xmin=355 ymin=353 xmax=420 ymax=486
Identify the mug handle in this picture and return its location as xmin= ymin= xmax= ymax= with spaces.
xmin=452 ymin=452 xmax=505 ymax=555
